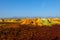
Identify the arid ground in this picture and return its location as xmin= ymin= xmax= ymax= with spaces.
xmin=0 ymin=22 xmax=60 ymax=40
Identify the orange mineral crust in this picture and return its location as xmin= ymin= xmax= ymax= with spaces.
xmin=0 ymin=18 xmax=60 ymax=40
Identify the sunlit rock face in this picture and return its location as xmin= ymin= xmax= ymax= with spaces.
xmin=0 ymin=18 xmax=60 ymax=40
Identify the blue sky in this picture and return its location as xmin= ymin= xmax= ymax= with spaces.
xmin=0 ymin=0 xmax=60 ymax=18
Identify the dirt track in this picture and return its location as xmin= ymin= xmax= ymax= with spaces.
xmin=0 ymin=23 xmax=60 ymax=40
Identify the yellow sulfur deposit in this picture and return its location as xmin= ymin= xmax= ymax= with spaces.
xmin=21 ymin=18 xmax=32 ymax=25
xmin=0 ymin=18 xmax=60 ymax=26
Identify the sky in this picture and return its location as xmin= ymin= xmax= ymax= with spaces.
xmin=0 ymin=0 xmax=60 ymax=18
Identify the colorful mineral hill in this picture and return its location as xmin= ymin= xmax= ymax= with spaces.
xmin=0 ymin=18 xmax=60 ymax=26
